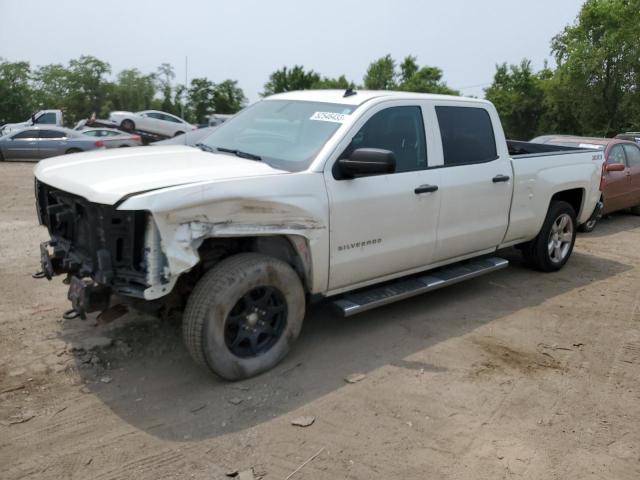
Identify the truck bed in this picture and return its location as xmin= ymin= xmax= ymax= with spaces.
xmin=507 ymin=140 xmax=588 ymax=158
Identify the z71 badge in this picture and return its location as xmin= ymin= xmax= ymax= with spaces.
xmin=338 ymin=238 xmax=382 ymax=252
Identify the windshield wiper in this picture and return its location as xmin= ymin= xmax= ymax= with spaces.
xmin=195 ymin=143 xmax=215 ymax=153
xmin=216 ymin=147 xmax=262 ymax=161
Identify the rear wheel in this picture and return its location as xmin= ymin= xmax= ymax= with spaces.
xmin=630 ymin=205 xmax=640 ymax=216
xmin=182 ymin=253 xmax=306 ymax=380
xmin=121 ymin=119 xmax=135 ymax=131
xmin=65 ymin=148 xmax=82 ymax=154
xmin=522 ymin=201 xmax=577 ymax=272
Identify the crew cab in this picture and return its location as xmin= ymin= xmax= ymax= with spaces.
xmin=34 ymin=90 xmax=604 ymax=380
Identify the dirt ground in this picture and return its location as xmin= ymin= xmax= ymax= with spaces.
xmin=1 ymin=161 xmax=639 ymax=480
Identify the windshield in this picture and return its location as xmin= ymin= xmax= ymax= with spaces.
xmin=199 ymin=100 xmax=357 ymax=171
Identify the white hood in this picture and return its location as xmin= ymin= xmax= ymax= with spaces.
xmin=34 ymin=145 xmax=286 ymax=205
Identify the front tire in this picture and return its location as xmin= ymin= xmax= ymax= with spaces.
xmin=522 ymin=201 xmax=577 ymax=272
xmin=579 ymin=217 xmax=598 ymax=233
xmin=630 ymin=204 xmax=640 ymax=216
xmin=182 ymin=253 xmax=306 ymax=380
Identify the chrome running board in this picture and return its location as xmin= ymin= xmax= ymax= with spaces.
xmin=332 ymin=257 xmax=509 ymax=317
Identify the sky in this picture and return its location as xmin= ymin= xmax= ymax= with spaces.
xmin=0 ymin=0 xmax=586 ymax=103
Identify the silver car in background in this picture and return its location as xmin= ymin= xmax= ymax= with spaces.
xmin=0 ymin=126 xmax=106 ymax=161
xmin=80 ymin=128 xmax=142 ymax=148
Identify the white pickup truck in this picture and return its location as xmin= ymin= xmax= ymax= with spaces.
xmin=34 ymin=90 xmax=604 ymax=380
xmin=1 ymin=109 xmax=64 ymax=135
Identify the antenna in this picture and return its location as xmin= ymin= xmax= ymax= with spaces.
xmin=343 ymin=88 xmax=357 ymax=98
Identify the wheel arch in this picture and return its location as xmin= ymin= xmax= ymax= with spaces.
xmin=550 ymin=187 xmax=585 ymax=218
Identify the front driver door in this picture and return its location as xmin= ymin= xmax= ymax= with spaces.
xmin=325 ymin=104 xmax=442 ymax=292
xmin=622 ymin=144 xmax=640 ymax=208
xmin=603 ymin=144 xmax=629 ymax=213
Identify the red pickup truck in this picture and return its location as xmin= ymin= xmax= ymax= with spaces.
xmin=532 ymin=135 xmax=640 ymax=231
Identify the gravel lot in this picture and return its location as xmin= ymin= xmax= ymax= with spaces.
xmin=1 ymin=161 xmax=639 ymax=479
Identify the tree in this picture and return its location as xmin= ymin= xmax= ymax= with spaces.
xmin=550 ymin=0 xmax=640 ymax=136
xmin=484 ymin=59 xmax=549 ymax=140
xmin=65 ymin=56 xmax=111 ymax=123
xmin=32 ymin=63 xmax=70 ymax=117
xmin=363 ymin=54 xmax=458 ymax=94
xmin=188 ymin=77 xmax=216 ymax=123
xmin=313 ymin=75 xmax=356 ymax=90
xmin=156 ymin=63 xmax=177 ymax=114
xmin=107 ymin=69 xmax=156 ymax=113
xmin=0 ymin=59 xmax=35 ymax=124
xmin=213 ymin=79 xmax=247 ymax=114
xmin=262 ymin=65 xmax=321 ymax=96
xmin=363 ymin=54 xmax=397 ymax=90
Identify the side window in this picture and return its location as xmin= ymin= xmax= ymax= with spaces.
xmin=35 ymin=112 xmax=56 ymax=124
xmin=12 ymin=130 xmax=38 ymax=139
xmin=146 ymin=112 xmax=161 ymax=119
xmin=343 ymin=106 xmax=427 ymax=173
xmin=622 ymin=144 xmax=640 ymax=167
xmin=435 ymin=106 xmax=498 ymax=166
xmin=608 ymin=145 xmax=627 ymax=165
xmin=83 ymin=131 xmax=98 ymax=137
xmin=165 ymin=115 xmax=181 ymax=123
xmin=39 ymin=130 xmax=66 ymax=139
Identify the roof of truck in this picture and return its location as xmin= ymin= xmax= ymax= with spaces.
xmin=267 ymin=89 xmax=488 ymax=106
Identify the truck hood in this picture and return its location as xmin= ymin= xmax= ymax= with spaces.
xmin=34 ymin=145 xmax=287 ymax=205
xmin=1 ymin=121 xmax=29 ymax=134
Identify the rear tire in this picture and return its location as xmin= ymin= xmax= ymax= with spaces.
xmin=121 ymin=119 xmax=135 ymax=131
xmin=65 ymin=148 xmax=82 ymax=154
xmin=522 ymin=201 xmax=577 ymax=272
xmin=630 ymin=205 xmax=640 ymax=216
xmin=182 ymin=253 xmax=305 ymax=380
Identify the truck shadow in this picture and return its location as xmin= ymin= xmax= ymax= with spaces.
xmin=61 ymin=248 xmax=631 ymax=442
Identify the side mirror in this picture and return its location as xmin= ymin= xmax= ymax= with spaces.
xmin=31 ymin=115 xmax=36 ymax=124
xmin=338 ymin=148 xmax=396 ymax=179
xmin=606 ymin=163 xmax=625 ymax=172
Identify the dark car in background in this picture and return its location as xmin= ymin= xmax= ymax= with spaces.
xmin=0 ymin=126 xmax=106 ymax=161
xmin=532 ymin=135 xmax=640 ymax=231
xmin=616 ymin=132 xmax=640 ymax=145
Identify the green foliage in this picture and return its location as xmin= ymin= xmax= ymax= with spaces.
xmin=0 ymin=59 xmax=35 ymax=124
xmin=108 ymin=69 xmax=156 ymax=113
xmin=363 ymin=54 xmax=458 ymax=94
xmin=363 ymin=54 xmax=397 ymax=90
xmin=484 ymin=60 xmax=549 ymax=140
xmin=550 ymin=0 xmax=640 ymax=136
xmin=313 ymin=75 xmax=356 ymax=90
xmin=213 ymin=79 xmax=247 ymax=114
xmin=262 ymin=65 xmax=321 ymax=96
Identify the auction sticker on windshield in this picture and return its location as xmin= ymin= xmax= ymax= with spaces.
xmin=310 ymin=112 xmax=350 ymax=123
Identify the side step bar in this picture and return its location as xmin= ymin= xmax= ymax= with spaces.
xmin=332 ymin=256 xmax=509 ymax=317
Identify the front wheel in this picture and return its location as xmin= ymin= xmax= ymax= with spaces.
xmin=579 ymin=217 xmax=598 ymax=233
xmin=522 ymin=201 xmax=577 ymax=272
xmin=182 ymin=253 xmax=306 ymax=380
xmin=630 ymin=204 xmax=640 ymax=216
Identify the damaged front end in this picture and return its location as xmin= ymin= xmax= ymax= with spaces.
xmin=35 ymin=180 xmax=169 ymax=318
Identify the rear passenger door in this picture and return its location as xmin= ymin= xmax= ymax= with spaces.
xmin=431 ymin=105 xmax=512 ymax=262
xmin=622 ymin=144 xmax=640 ymax=208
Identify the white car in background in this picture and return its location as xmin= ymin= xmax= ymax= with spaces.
xmin=108 ymin=110 xmax=196 ymax=137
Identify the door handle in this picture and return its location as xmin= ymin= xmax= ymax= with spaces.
xmin=492 ymin=174 xmax=510 ymax=183
xmin=415 ymin=184 xmax=439 ymax=194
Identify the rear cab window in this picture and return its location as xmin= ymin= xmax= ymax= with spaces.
xmin=435 ymin=106 xmax=498 ymax=166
